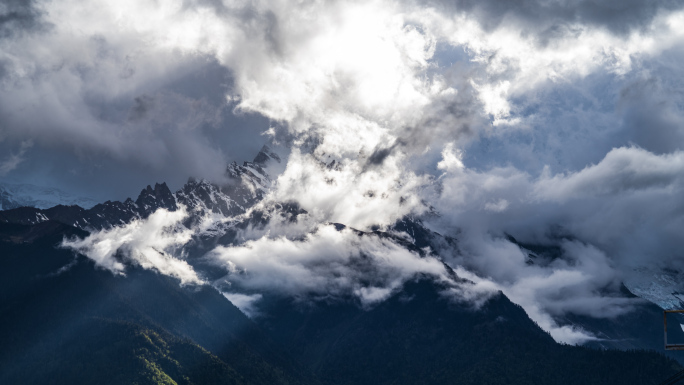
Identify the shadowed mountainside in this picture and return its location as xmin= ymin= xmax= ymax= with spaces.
xmin=0 ymin=221 xmax=316 ymax=385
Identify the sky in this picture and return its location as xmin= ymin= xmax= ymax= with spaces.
xmin=4 ymin=0 xmax=684 ymax=343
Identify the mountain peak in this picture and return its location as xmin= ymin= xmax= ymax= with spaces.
xmin=135 ymin=182 xmax=177 ymax=216
xmin=253 ymin=145 xmax=281 ymax=166
xmin=1 ymin=146 xmax=276 ymax=229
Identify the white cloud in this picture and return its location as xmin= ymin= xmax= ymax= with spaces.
xmin=262 ymin=148 xmax=431 ymax=229
xmin=484 ymin=199 xmax=509 ymax=212
xmin=533 ymin=147 xmax=684 ymax=202
xmin=222 ymin=292 xmax=263 ymax=318
xmin=430 ymin=145 xmax=684 ymax=342
xmin=209 ymin=224 xmax=449 ymax=306
xmin=448 ymin=240 xmax=638 ymax=345
xmin=62 ymin=207 xmax=203 ymax=285
xmin=437 ymin=142 xmax=465 ymax=172
xmin=435 ymin=146 xmax=684 ymax=263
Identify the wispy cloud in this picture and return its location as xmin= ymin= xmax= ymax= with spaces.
xmin=61 ymin=207 xmax=203 ymax=285
xmin=0 ymin=140 xmax=32 ymax=176
xmin=210 ymin=224 xmax=450 ymax=306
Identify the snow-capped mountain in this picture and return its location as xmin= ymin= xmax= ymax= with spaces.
xmin=177 ymin=151 xmax=276 ymax=219
xmin=624 ymin=268 xmax=684 ymax=310
xmin=2 ymin=143 xmax=682 ymax=366
xmin=0 ymin=182 xmax=98 ymax=210
xmin=0 ymin=145 xmax=281 ymax=229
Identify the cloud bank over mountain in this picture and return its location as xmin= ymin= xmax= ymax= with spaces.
xmin=210 ymin=223 xmax=451 ymax=305
xmin=62 ymin=207 xmax=203 ymax=285
xmin=5 ymin=0 xmax=684 ymax=344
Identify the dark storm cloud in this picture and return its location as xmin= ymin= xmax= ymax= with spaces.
xmin=421 ymin=0 xmax=684 ymax=37
xmin=0 ymin=0 xmax=293 ymax=201
xmin=128 ymin=95 xmax=155 ymax=122
xmin=5 ymin=107 xmax=270 ymax=202
xmin=0 ymin=0 xmax=48 ymax=39
xmin=0 ymin=53 xmax=270 ymax=201
xmin=0 ymin=140 xmax=32 ymax=176
xmin=366 ymin=146 xmax=393 ymax=166
xmin=618 ymin=73 xmax=684 ymax=154
xmin=365 ymin=141 xmax=406 ymax=168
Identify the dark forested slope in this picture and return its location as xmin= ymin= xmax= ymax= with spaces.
xmin=255 ymin=279 xmax=682 ymax=385
xmin=0 ymin=220 xmax=681 ymax=385
xmin=0 ymin=221 xmax=314 ymax=385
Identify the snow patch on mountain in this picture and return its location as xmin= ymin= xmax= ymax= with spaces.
xmin=624 ymin=267 xmax=684 ymax=310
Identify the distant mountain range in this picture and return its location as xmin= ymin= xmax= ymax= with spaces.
xmin=1 ymin=145 xmax=684 ymax=384
xmin=0 ymin=182 xmax=99 ymax=210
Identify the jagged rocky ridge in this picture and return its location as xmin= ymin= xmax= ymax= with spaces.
xmin=0 ymin=145 xmax=280 ymax=229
